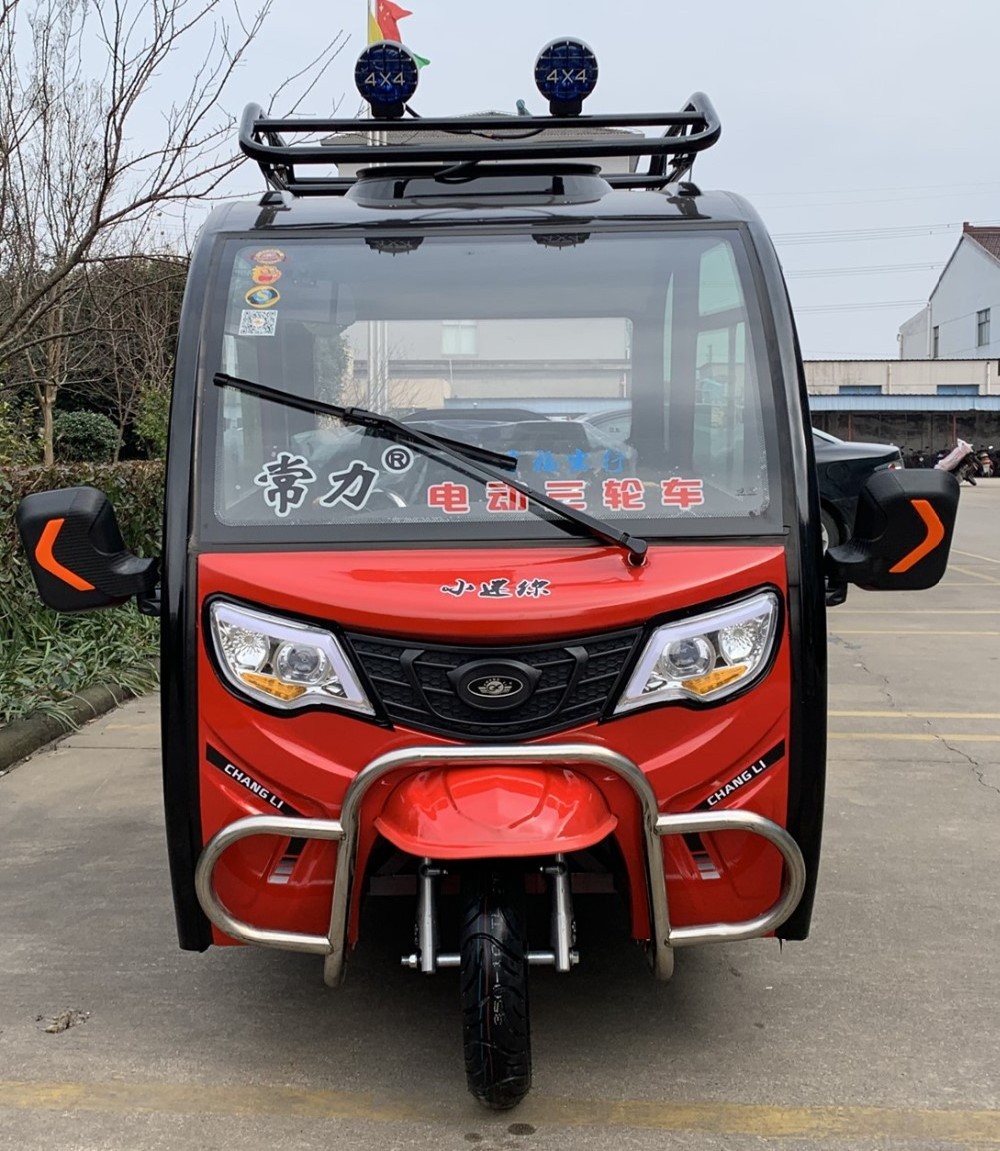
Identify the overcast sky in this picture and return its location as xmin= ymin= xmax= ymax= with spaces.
xmin=202 ymin=0 xmax=1000 ymax=360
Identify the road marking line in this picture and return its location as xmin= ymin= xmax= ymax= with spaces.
xmin=104 ymin=723 xmax=159 ymax=731
xmin=832 ymin=609 xmax=1000 ymax=615
xmin=829 ymin=732 xmax=1000 ymax=743
xmin=831 ymin=629 xmax=1000 ymax=636
xmin=830 ymin=710 xmax=1000 ymax=719
xmin=953 ymin=548 xmax=1000 ymax=565
xmin=948 ymin=564 xmax=1000 ymax=585
xmin=0 ymin=1081 xmax=998 ymax=1142
xmin=935 ymin=582 xmax=1000 ymax=586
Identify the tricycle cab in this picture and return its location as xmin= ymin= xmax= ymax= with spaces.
xmin=16 ymin=48 xmax=959 ymax=1110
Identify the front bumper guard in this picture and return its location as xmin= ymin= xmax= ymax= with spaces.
xmin=194 ymin=744 xmax=807 ymax=985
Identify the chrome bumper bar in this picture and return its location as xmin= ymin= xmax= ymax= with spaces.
xmin=193 ymin=744 xmax=806 ymax=986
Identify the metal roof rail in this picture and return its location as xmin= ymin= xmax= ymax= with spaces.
xmin=238 ymin=94 xmax=721 ymax=197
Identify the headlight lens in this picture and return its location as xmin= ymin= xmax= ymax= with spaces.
xmin=209 ymin=602 xmax=373 ymax=714
xmin=615 ymin=591 xmax=779 ymax=712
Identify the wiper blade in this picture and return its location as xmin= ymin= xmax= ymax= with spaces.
xmin=214 ymin=372 xmax=516 ymax=472
xmin=214 ymin=372 xmax=648 ymax=567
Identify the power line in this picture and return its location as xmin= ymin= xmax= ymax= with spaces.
xmin=772 ymin=223 xmax=968 ymax=245
xmin=795 ymin=300 xmax=926 ymax=314
xmin=747 ymin=180 xmax=1000 ymax=199
xmin=784 ymin=261 xmax=944 ymax=279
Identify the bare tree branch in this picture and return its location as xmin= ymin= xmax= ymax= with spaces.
xmin=0 ymin=0 xmax=348 ymax=459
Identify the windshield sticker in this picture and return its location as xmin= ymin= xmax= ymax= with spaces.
xmin=602 ymin=477 xmax=645 ymax=511
xmin=239 ymin=309 xmax=278 ymax=337
xmin=245 ymin=286 xmax=280 ymax=309
xmin=531 ymin=451 xmax=560 ymax=476
xmin=251 ymin=248 xmax=286 ymax=264
xmin=251 ymin=265 xmax=283 ymax=285
xmin=319 ymin=460 xmax=380 ymax=510
xmin=254 ymin=452 xmax=317 ymax=517
xmin=428 ymin=482 xmax=471 ymax=514
xmin=441 ymin=578 xmax=552 ymax=599
xmin=485 ymin=481 xmax=529 ymax=513
xmin=381 ymin=445 xmax=415 ymax=474
xmin=661 ymin=477 xmax=705 ymax=510
xmin=544 ymin=480 xmax=587 ymax=510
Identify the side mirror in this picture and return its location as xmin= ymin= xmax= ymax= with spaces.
xmin=16 ymin=486 xmax=159 ymax=613
xmin=825 ymin=469 xmax=959 ymax=593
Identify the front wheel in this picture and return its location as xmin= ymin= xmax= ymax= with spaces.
xmin=820 ymin=506 xmax=841 ymax=553
xmin=459 ymin=869 xmax=532 ymax=1110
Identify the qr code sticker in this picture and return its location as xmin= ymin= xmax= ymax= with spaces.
xmin=239 ymin=309 xmax=278 ymax=337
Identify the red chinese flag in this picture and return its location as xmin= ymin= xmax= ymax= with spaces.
xmin=376 ymin=0 xmax=412 ymax=41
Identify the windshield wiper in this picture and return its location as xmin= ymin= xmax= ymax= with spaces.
xmin=215 ymin=372 xmax=516 ymax=472
xmin=214 ymin=372 xmax=648 ymax=567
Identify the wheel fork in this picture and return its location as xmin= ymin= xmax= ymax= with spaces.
xmin=401 ymin=853 xmax=580 ymax=972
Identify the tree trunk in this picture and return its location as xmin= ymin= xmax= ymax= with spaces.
xmin=42 ymin=382 xmax=55 ymax=466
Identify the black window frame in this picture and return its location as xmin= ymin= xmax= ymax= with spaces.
xmin=192 ymin=222 xmax=790 ymax=548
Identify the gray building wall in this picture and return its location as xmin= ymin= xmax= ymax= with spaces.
xmin=928 ymin=240 xmax=1000 ymax=358
xmin=898 ymin=237 xmax=1000 ymax=359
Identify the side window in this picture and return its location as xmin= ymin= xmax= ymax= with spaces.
xmin=693 ymin=243 xmax=757 ymax=494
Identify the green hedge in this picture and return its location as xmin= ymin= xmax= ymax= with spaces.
xmin=0 ymin=463 xmax=164 ymax=726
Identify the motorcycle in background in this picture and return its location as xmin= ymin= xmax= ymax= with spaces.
xmin=935 ymin=439 xmax=981 ymax=486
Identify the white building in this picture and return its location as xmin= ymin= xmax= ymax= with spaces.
xmin=899 ymin=224 xmax=1000 ymax=359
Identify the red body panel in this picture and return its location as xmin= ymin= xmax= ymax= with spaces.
xmin=374 ymin=767 xmax=619 ymax=859
xmin=196 ymin=545 xmax=791 ymax=947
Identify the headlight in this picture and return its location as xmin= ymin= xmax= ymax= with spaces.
xmin=615 ymin=591 xmax=780 ymax=713
xmin=208 ymin=601 xmax=373 ymax=714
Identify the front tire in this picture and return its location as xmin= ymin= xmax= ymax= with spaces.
xmin=820 ymin=506 xmax=841 ymax=552
xmin=459 ymin=869 xmax=532 ymax=1110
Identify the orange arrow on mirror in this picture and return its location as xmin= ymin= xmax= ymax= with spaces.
xmin=35 ymin=518 xmax=95 ymax=591
xmin=889 ymin=499 xmax=945 ymax=574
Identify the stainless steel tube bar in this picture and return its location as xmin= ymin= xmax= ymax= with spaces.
xmin=193 ymin=744 xmax=806 ymax=985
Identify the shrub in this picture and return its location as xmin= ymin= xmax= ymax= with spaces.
xmin=135 ymin=383 xmax=171 ymax=458
xmin=0 ymin=398 xmax=40 ymax=465
xmin=53 ymin=410 xmax=119 ymax=463
xmin=0 ymin=462 xmax=164 ymax=725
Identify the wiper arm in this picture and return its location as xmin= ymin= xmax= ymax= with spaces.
xmin=214 ymin=372 xmax=648 ymax=568
xmin=214 ymin=372 xmax=516 ymax=472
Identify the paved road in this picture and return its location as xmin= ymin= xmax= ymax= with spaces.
xmin=1 ymin=486 xmax=999 ymax=1150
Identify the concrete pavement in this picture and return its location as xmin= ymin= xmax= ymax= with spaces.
xmin=1 ymin=487 xmax=998 ymax=1150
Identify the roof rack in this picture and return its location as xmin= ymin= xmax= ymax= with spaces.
xmin=238 ymin=94 xmax=721 ymax=198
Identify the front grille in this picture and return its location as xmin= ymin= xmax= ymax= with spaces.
xmin=345 ymin=627 xmax=642 ymax=740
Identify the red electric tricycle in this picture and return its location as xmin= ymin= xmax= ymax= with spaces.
xmin=17 ymin=39 xmax=959 ymax=1108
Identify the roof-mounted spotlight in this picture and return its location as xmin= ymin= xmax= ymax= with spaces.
xmin=355 ymin=41 xmax=419 ymax=120
xmin=534 ymin=38 xmax=599 ymax=117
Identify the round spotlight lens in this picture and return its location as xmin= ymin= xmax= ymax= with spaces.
xmin=275 ymin=642 xmax=332 ymax=686
xmin=355 ymin=42 xmax=419 ymax=118
xmin=659 ymin=636 xmax=715 ymax=680
xmin=718 ymin=619 xmax=766 ymax=664
xmin=535 ymin=38 xmax=599 ymax=115
xmin=220 ymin=625 xmax=270 ymax=673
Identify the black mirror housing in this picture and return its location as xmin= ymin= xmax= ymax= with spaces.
xmin=16 ymin=486 xmax=159 ymax=612
xmin=825 ymin=469 xmax=959 ymax=592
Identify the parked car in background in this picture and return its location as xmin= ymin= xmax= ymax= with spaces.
xmin=578 ymin=411 xmax=903 ymax=550
xmin=811 ymin=428 xmax=904 ymax=549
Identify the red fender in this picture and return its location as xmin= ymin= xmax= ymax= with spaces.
xmin=373 ymin=766 xmax=618 ymax=860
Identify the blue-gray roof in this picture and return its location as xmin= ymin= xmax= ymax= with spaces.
xmin=807 ymin=394 xmax=1000 ymax=412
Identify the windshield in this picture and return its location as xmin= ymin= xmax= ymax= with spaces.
xmin=201 ymin=227 xmax=782 ymax=544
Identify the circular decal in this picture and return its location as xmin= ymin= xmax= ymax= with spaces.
xmin=251 ymin=265 xmax=282 ymax=285
xmin=251 ymin=248 xmax=286 ymax=264
xmin=245 ymin=286 xmax=281 ymax=309
xmin=381 ymin=445 xmax=414 ymax=474
xmin=448 ymin=660 xmax=541 ymax=712
xmin=468 ymin=675 xmax=525 ymax=699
